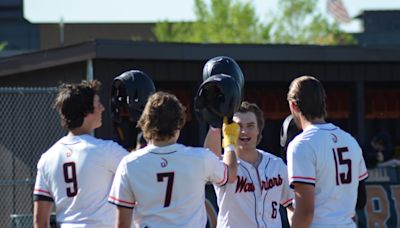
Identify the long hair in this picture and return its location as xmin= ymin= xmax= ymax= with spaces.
xmin=287 ymin=75 xmax=326 ymax=121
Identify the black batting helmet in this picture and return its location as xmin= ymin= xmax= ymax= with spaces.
xmin=110 ymin=70 xmax=155 ymax=151
xmin=280 ymin=114 xmax=301 ymax=162
xmin=194 ymin=74 xmax=241 ymax=128
xmin=111 ymin=70 xmax=155 ymax=123
xmin=203 ymin=56 xmax=244 ymax=94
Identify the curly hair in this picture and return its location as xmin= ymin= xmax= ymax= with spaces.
xmin=53 ymin=80 xmax=101 ymax=130
xmin=138 ymin=92 xmax=186 ymax=142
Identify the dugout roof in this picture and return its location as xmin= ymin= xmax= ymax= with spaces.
xmin=1 ymin=39 xmax=400 ymax=80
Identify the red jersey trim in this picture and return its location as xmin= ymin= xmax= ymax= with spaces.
xmin=291 ymin=176 xmax=316 ymax=181
xmin=108 ymin=196 xmax=135 ymax=206
xmin=281 ymin=198 xmax=293 ymax=206
xmin=34 ymin=189 xmax=51 ymax=195
xmin=359 ymin=172 xmax=368 ymax=180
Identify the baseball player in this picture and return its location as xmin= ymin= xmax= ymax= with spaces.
xmin=108 ymin=91 xmax=239 ymax=228
xmin=33 ymin=80 xmax=129 ymax=228
xmin=204 ymin=101 xmax=294 ymax=228
xmin=286 ymin=75 xmax=368 ymax=227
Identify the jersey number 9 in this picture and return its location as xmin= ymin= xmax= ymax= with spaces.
xmin=63 ymin=162 xmax=78 ymax=197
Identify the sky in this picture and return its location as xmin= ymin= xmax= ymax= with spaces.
xmin=24 ymin=0 xmax=400 ymax=33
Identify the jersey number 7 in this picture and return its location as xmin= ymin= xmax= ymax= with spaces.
xmin=332 ymin=147 xmax=352 ymax=185
xmin=157 ymin=172 xmax=175 ymax=207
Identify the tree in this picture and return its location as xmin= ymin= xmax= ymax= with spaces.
xmin=0 ymin=41 xmax=7 ymax=51
xmin=153 ymin=0 xmax=355 ymax=45
xmin=154 ymin=0 xmax=266 ymax=44
xmin=268 ymin=0 xmax=355 ymax=45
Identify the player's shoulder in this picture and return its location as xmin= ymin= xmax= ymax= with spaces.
xmin=335 ymin=127 xmax=358 ymax=142
xmin=186 ymin=146 xmax=211 ymax=154
xmin=287 ymin=132 xmax=308 ymax=149
xmin=123 ymin=143 xmax=204 ymax=162
xmin=123 ymin=146 xmax=152 ymax=161
xmin=82 ymin=135 xmax=128 ymax=153
xmin=36 ymin=137 xmax=70 ymax=169
xmin=116 ymin=150 xmax=147 ymax=170
xmin=180 ymin=146 xmax=219 ymax=162
xmin=290 ymin=123 xmax=336 ymax=146
xmin=326 ymin=124 xmax=361 ymax=148
xmin=168 ymin=143 xmax=210 ymax=154
xmin=258 ymin=149 xmax=285 ymax=164
xmin=178 ymin=145 xmax=223 ymax=165
xmin=39 ymin=137 xmax=67 ymax=159
xmin=81 ymin=134 xmax=118 ymax=146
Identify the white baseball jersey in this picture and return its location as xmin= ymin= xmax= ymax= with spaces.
xmin=287 ymin=123 xmax=368 ymax=226
xmin=33 ymin=134 xmax=128 ymax=228
xmin=214 ymin=149 xmax=293 ymax=228
xmin=108 ymin=143 xmax=228 ymax=228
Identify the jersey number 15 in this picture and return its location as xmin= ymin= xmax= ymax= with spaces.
xmin=332 ymin=147 xmax=352 ymax=185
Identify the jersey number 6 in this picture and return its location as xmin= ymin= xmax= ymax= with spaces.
xmin=63 ymin=162 xmax=78 ymax=197
xmin=157 ymin=172 xmax=175 ymax=207
xmin=332 ymin=147 xmax=352 ymax=185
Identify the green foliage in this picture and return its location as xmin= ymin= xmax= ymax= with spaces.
xmin=0 ymin=41 xmax=7 ymax=51
xmin=269 ymin=0 xmax=356 ymax=45
xmin=153 ymin=0 xmax=355 ymax=45
xmin=154 ymin=0 xmax=265 ymax=44
xmin=154 ymin=21 xmax=194 ymax=42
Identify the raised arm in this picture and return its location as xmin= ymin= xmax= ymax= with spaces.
xmin=221 ymin=117 xmax=239 ymax=183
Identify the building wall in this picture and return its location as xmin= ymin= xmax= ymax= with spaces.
xmin=39 ymin=23 xmax=155 ymax=50
xmin=0 ymin=0 xmax=39 ymax=51
xmin=355 ymin=10 xmax=400 ymax=47
xmin=0 ymin=62 xmax=86 ymax=86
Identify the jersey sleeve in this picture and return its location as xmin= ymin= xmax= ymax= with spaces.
xmin=279 ymin=162 xmax=294 ymax=207
xmin=33 ymin=156 xmax=54 ymax=201
xmin=358 ymin=152 xmax=369 ymax=182
xmin=204 ymin=149 xmax=228 ymax=186
xmin=287 ymin=141 xmax=316 ymax=187
xmin=108 ymin=159 xmax=136 ymax=208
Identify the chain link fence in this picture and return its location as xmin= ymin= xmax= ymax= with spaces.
xmin=0 ymin=87 xmax=65 ymax=228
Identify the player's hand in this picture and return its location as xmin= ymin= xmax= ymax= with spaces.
xmin=222 ymin=117 xmax=240 ymax=148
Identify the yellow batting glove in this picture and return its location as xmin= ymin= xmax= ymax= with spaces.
xmin=222 ymin=117 xmax=240 ymax=148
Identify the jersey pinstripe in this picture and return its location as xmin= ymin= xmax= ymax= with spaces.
xmin=214 ymin=150 xmax=293 ymax=228
xmin=108 ymin=143 xmax=228 ymax=228
xmin=287 ymin=123 xmax=368 ymax=226
xmin=33 ymin=134 xmax=128 ymax=228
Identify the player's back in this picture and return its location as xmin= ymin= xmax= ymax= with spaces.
xmin=121 ymin=143 xmax=225 ymax=228
xmin=289 ymin=123 xmax=368 ymax=225
xmin=34 ymin=134 xmax=127 ymax=227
